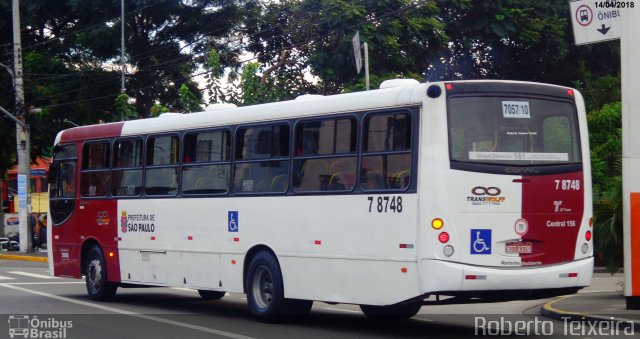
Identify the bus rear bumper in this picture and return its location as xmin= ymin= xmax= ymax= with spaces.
xmin=420 ymin=257 xmax=594 ymax=297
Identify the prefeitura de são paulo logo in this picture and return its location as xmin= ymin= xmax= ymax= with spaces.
xmin=8 ymin=315 xmax=72 ymax=338
xmin=121 ymin=211 xmax=128 ymax=233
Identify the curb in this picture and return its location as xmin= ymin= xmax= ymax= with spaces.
xmin=0 ymin=254 xmax=48 ymax=262
xmin=541 ymin=295 xmax=640 ymax=332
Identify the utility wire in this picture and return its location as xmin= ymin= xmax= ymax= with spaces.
xmin=32 ymin=0 xmax=434 ymax=110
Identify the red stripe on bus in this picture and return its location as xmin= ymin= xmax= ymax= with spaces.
xmin=59 ymin=122 xmax=125 ymax=143
xmin=631 ymin=193 xmax=640 ymax=296
xmin=521 ymin=172 xmax=584 ymax=265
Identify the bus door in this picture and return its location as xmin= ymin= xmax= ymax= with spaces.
xmin=48 ymin=144 xmax=80 ymax=277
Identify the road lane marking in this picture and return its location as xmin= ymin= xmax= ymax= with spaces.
xmin=0 ymin=275 xmax=15 ymax=280
xmin=0 ymin=283 xmax=255 ymax=339
xmin=320 ymin=307 xmax=359 ymax=313
xmin=8 ymin=282 xmax=85 ymax=285
xmin=7 ymin=271 xmax=57 ymax=279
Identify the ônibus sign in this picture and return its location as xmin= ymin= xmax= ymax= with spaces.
xmin=569 ymin=0 xmax=622 ymax=45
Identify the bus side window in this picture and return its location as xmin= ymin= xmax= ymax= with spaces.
xmin=293 ymin=117 xmax=357 ymax=192
xmin=182 ymin=129 xmax=231 ymax=195
xmin=234 ymin=124 xmax=290 ymax=193
xmin=145 ymin=134 xmax=180 ymax=196
xmin=81 ymin=141 xmax=110 ymax=197
xmin=112 ymin=138 xmax=143 ymax=197
xmin=360 ymin=112 xmax=412 ymax=191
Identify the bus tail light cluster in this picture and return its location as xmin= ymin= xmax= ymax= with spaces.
xmin=432 ymin=218 xmax=454 ymax=257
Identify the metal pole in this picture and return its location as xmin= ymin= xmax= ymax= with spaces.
xmin=12 ymin=0 xmax=32 ymax=253
xmin=121 ymin=0 xmax=125 ymax=93
xmin=363 ymin=42 xmax=369 ymax=91
xmin=621 ymin=2 xmax=640 ymax=310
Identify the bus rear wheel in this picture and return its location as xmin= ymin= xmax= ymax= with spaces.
xmin=85 ymin=246 xmax=117 ymax=301
xmin=198 ymin=290 xmax=225 ymax=300
xmin=359 ymin=300 xmax=422 ymax=320
xmin=245 ymin=251 xmax=312 ymax=322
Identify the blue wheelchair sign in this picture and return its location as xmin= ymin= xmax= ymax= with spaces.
xmin=228 ymin=211 xmax=238 ymax=232
xmin=470 ymin=229 xmax=491 ymax=254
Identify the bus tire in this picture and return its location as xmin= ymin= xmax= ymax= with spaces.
xmin=359 ymin=300 xmax=422 ymax=320
xmin=85 ymin=246 xmax=117 ymax=301
xmin=245 ymin=251 xmax=312 ymax=321
xmin=198 ymin=290 xmax=225 ymax=301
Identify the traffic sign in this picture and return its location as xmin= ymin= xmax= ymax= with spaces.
xmin=570 ymin=0 xmax=621 ymax=45
xmin=352 ymin=31 xmax=362 ymax=74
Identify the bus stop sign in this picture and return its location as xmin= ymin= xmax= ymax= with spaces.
xmin=570 ymin=0 xmax=621 ymax=45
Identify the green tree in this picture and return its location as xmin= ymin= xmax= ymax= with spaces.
xmin=588 ymin=102 xmax=622 ymax=272
xmin=178 ymin=84 xmax=202 ymax=113
xmin=115 ymin=93 xmax=138 ymax=120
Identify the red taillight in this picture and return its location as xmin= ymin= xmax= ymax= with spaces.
xmin=567 ymin=89 xmax=574 ymax=96
xmin=585 ymin=230 xmax=592 ymax=241
xmin=438 ymin=232 xmax=450 ymax=243
xmin=445 ymin=83 xmax=453 ymax=91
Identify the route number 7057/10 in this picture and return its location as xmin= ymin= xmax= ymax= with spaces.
xmin=368 ymin=196 xmax=403 ymax=213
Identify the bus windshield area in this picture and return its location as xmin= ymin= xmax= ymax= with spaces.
xmin=448 ymin=96 xmax=581 ymax=167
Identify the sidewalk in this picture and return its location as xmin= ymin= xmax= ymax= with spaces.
xmin=541 ymin=291 xmax=640 ymax=332
xmin=0 ymin=250 xmax=48 ymax=262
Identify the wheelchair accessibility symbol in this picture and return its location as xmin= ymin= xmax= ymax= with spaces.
xmin=470 ymin=229 xmax=491 ymax=254
xmin=228 ymin=211 xmax=238 ymax=232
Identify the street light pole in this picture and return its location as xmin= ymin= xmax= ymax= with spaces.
xmin=12 ymin=0 xmax=32 ymax=253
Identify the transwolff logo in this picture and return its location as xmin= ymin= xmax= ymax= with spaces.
xmin=8 ymin=315 xmax=72 ymax=339
xmin=121 ymin=211 xmax=128 ymax=233
xmin=467 ymin=186 xmax=506 ymax=206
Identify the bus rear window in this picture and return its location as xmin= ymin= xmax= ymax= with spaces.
xmin=448 ymin=96 xmax=581 ymax=166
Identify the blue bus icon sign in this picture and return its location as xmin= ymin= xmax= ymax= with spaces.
xmin=470 ymin=229 xmax=491 ymax=254
xmin=228 ymin=211 xmax=238 ymax=232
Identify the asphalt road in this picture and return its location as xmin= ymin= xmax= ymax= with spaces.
xmin=0 ymin=260 xmax=625 ymax=339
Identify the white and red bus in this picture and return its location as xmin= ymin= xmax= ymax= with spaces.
xmin=48 ymin=79 xmax=593 ymax=320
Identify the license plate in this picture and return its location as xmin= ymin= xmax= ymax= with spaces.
xmin=506 ymin=242 xmax=532 ymax=254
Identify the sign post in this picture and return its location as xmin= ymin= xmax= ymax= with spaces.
xmin=621 ymin=3 xmax=640 ymax=310
xmin=352 ymin=31 xmax=369 ymax=90
xmin=570 ymin=0 xmax=638 ymax=309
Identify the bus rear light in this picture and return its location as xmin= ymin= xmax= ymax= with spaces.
xmin=581 ymin=243 xmax=589 ymax=254
xmin=585 ymin=230 xmax=592 ymax=241
xmin=401 ymin=267 xmax=408 ymax=273
xmin=465 ymin=275 xmax=486 ymax=280
xmin=445 ymin=83 xmax=453 ymax=91
xmin=431 ymin=218 xmax=444 ymax=230
xmin=187 ymin=235 xmax=193 ymax=240
xmin=559 ymin=273 xmax=578 ymax=278
xmin=150 ymin=236 xmax=156 ymax=241
xmin=567 ymin=89 xmax=574 ymax=96
xmin=443 ymin=245 xmax=454 ymax=257
xmin=399 ymin=243 xmax=414 ymax=249
xmin=233 ymin=237 xmax=240 ymax=242
xmin=438 ymin=232 xmax=450 ymax=243
xmin=109 ymin=252 xmax=115 ymax=258
xmin=231 ymin=260 xmax=237 ymax=265
xmin=314 ymin=240 xmax=322 ymax=245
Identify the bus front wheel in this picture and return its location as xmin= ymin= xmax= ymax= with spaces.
xmin=245 ymin=251 xmax=312 ymax=321
xmin=85 ymin=246 xmax=117 ymax=301
xmin=359 ymin=300 xmax=422 ymax=320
